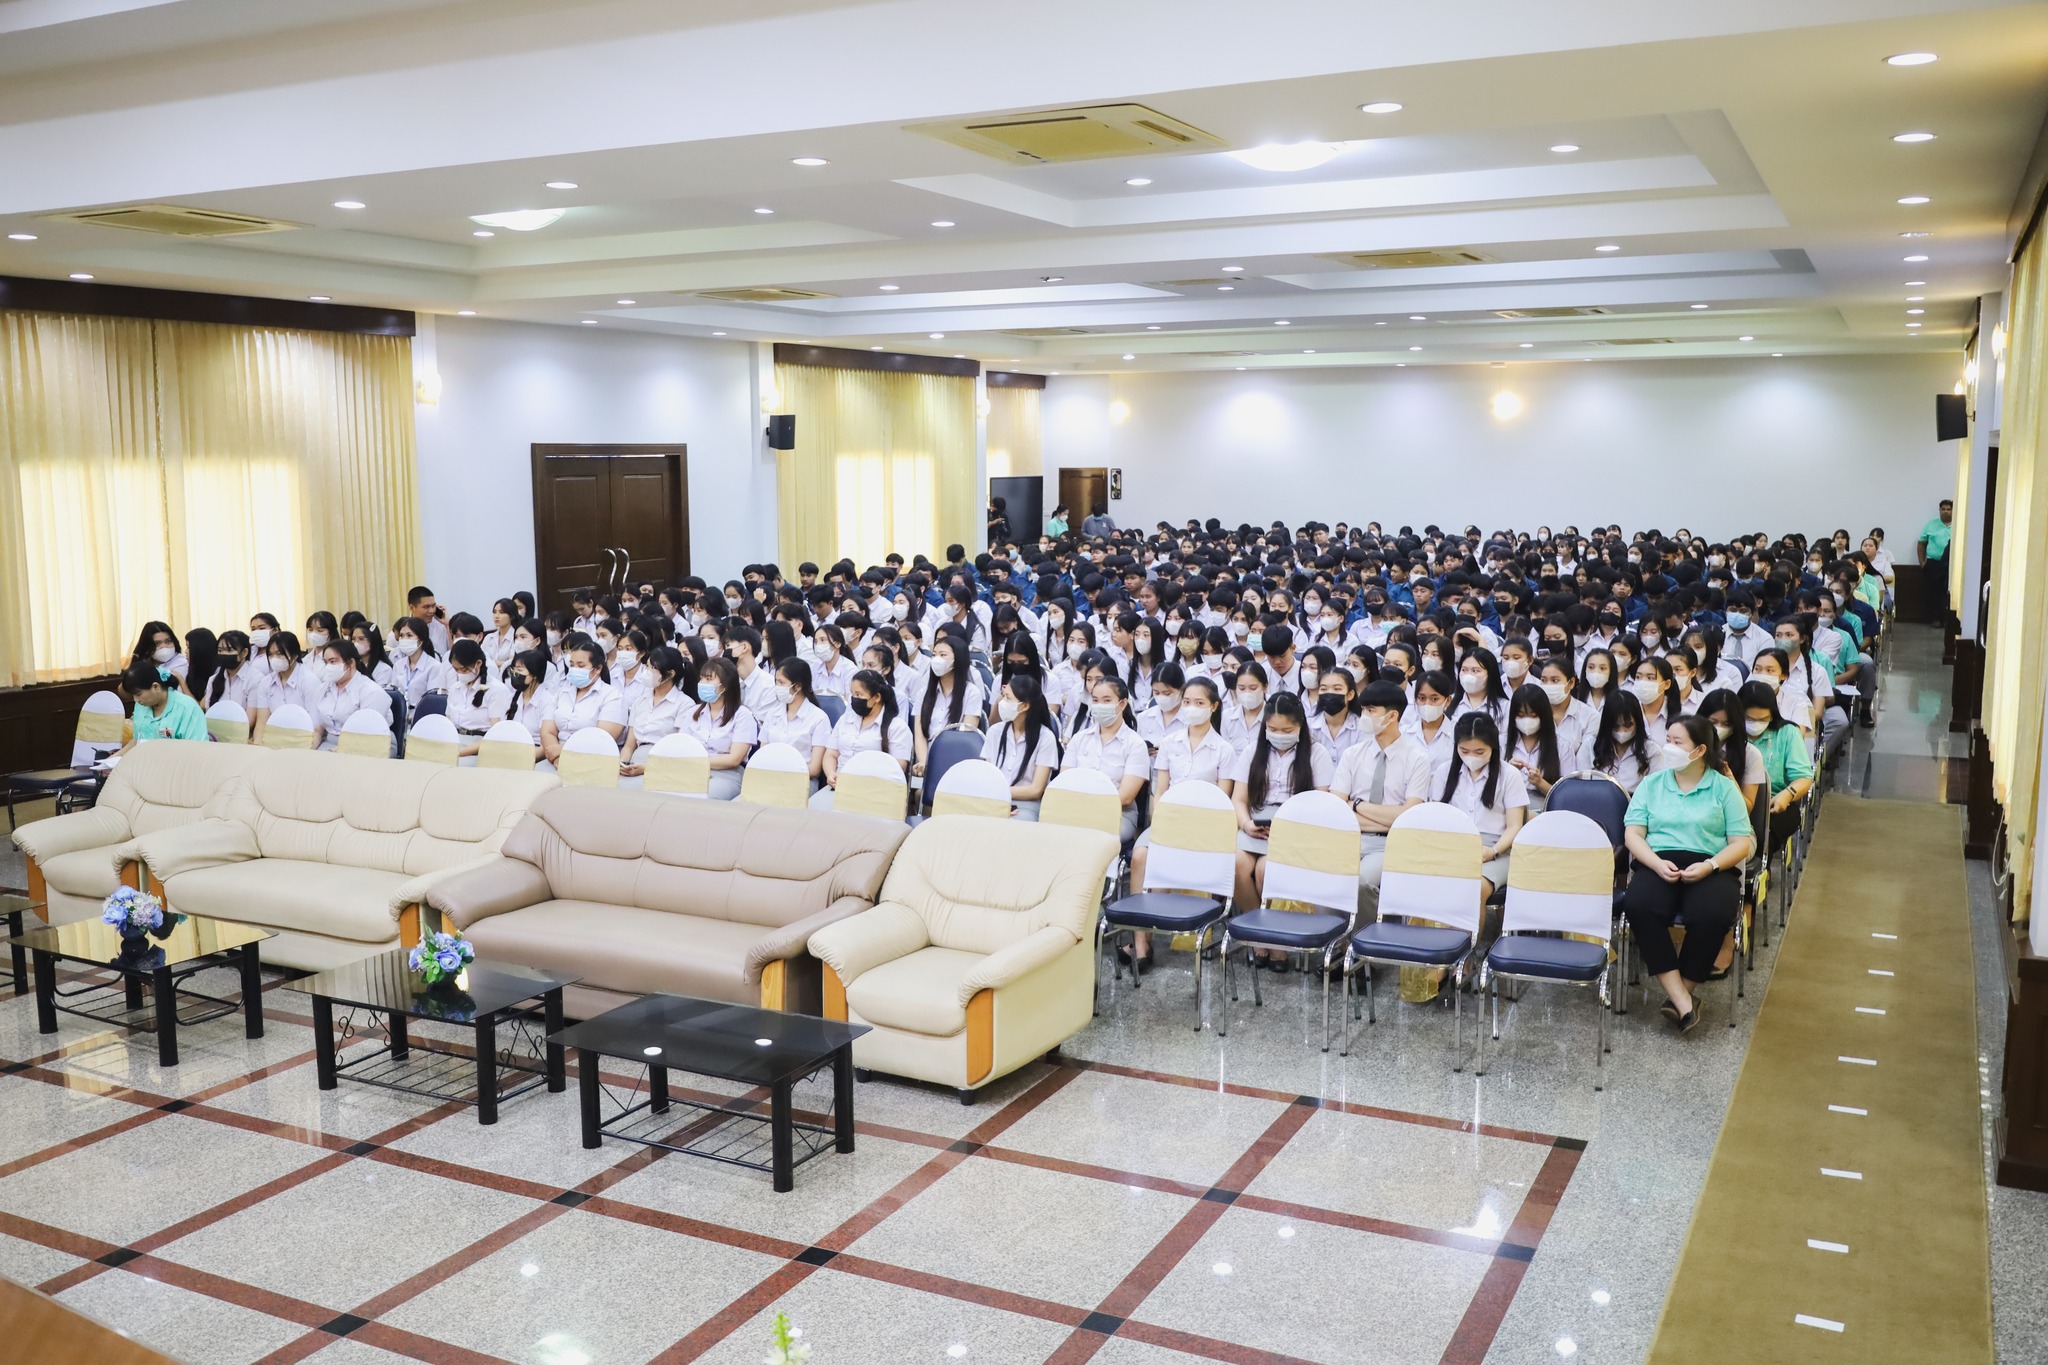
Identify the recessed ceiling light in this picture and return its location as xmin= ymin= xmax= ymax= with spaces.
xmin=1907 ymin=295 xmax=1926 ymax=301
xmin=1773 ymin=352 xmax=1784 ymax=356
xmin=545 ymin=181 xmax=578 ymax=190
xmin=753 ymin=207 xmax=775 ymax=215
xmin=1593 ymin=244 xmax=1621 ymax=252
xmin=308 ymin=295 xmax=330 ymax=302
xmin=953 ymin=353 xmax=964 ymax=357
xmin=1396 ymin=363 xmax=1406 ymax=367
xmin=1886 ymin=52 xmax=1938 ymax=66
xmin=1408 ymin=346 xmax=1422 ymax=351
xmin=791 ymin=157 xmax=829 ymax=167
xmin=333 ymin=200 xmax=365 ymax=210
xmin=1907 ymin=322 xmax=1922 ymax=328
xmin=1907 ymin=308 xmax=1925 ymax=315
xmin=1123 ymin=353 xmax=1136 ymax=360
xmin=6 ymin=232 xmax=35 ymax=240
xmin=457 ymin=310 xmax=476 ymax=316
xmin=1220 ymin=265 xmax=1245 ymax=272
xmin=1146 ymin=325 xmax=1161 ymax=330
xmin=1906 ymin=280 xmax=1926 ymax=286
xmin=1041 ymin=275 xmax=1065 ymax=282
xmin=712 ymin=331 xmax=726 ymax=336
xmin=930 ymin=220 xmax=955 ymax=228
xmin=1897 ymin=195 xmax=1930 ymax=205
xmin=580 ymin=319 xmax=597 ymax=325
xmin=1374 ymin=320 xmax=1386 ymax=325
xmin=1228 ymin=142 xmax=1342 ymax=172
xmin=1900 ymin=231 xmax=1930 ymax=238
xmin=1236 ymin=366 xmax=1247 ymax=370
xmin=878 ymin=284 xmax=899 ymax=291
xmin=1409 ymin=315 xmax=1427 ymax=321
xmin=1273 ymin=319 xmax=1290 ymax=325
xmin=870 ymin=345 xmax=884 ymax=351
xmin=1739 ymin=335 xmax=1755 ymax=341
xmin=929 ymin=332 xmax=945 ymax=339
xmin=1360 ymin=101 xmax=1403 ymax=114
xmin=617 ymin=299 xmax=636 ymax=306
xmin=1303 ymin=349 xmax=1316 ymax=354
xmin=470 ymin=209 xmax=564 ymax=231
xmin=473 ymin=230 xmax=494 ymax=237
xmin=1519 ymin=342 xmax=1533 ymax=348
xmin=68 ymin=272 xmax=92 ymax=280
xmin=1893 ymin=132 xmax=1936 ymax=143
xmin=1551 ymin=143 xmax=1581 ymax=154
xmin=1905 ymin=254 xmax=1930 ymax=262
xmin=1217 ymin=285 xmax=1235 ymax=291
xmin=1124 ymin=177 xmax=1152 ymax=187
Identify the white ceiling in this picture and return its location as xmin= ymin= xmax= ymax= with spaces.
xmin=0 ymin=0 xmax=2043 ymax=373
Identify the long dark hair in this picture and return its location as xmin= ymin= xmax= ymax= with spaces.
xmin=206 ymin=629 xmax=247 ymax=706
xmin=993 ymin=674 xmax=1058 ymax=782
xmin=1507 ymin=683 xmax=1561 ymax=785
xmin=1577 ymin=647 xmax=1617 ymax=704
xmin=448 ymin=638 xmax=492 ymax=711
xmin=1441 ymin=711 xmax=1503 ymax=809
xmin=1245 ymin=691 xmax=1316 ymax=806
xmin=698 ymin=655 xmax=742 ymax=726
xmin=850 ymin=667 xmax=899 ymax=755
xmin=920 ymin=636 xmax=971 ymax=734
xmin=1593 ymin=690 xmax=1650 ymax=772
xmin=184 ymin=627 xmax=218 ymax=703
xmin=507 ymin=647 xmax=550 ymax=702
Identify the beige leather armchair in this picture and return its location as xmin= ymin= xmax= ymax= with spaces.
xmin=425 ymin=787 xmax=908 ymax=1019
xmin=132 ymin=749 xmax=557 ymax=970
xmin=807 ymin=815 xmax=1118 ymax=1100
xmin=11 ymin=740 xmax=268 ymax=924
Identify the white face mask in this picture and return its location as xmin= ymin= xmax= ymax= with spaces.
xmin=268 ymin=654 xmax=290 ymax=674
xmin=1319 ymin=615 xmax=1341 ymax=635
xmin=1713 ymin=722 xmax=1732 ymax=741
xmin=932 ymin=653 xmax=955 ymax=677
xmin=318 ymin=660 xmax=346 ymax=685
xmin=248 ymin=629 xmax=272 ymax=648
xmin=305 ymin=631 xmax=329 ymax=649
xmin=1418 ymin=702 xmax=1446 ymax=723
xmin=152 ymin=644 xmax=176 ymax=664
xmin=772 ymin=682 xmax=794 ymax=704
xmin=1227 ymin=622 xmax=1250 ymax=639
xmin=1299 ymin=668 xmax=1319 ymax=690
xmin=1540 ymin=681 xmax=1569 ymax=706
xmin=1515 ymin=716 xmax=1542 ymax=736
xmin=615 ymin=649 xmax=639 ymax=670
xmin=1066 ymin=642 xmax=1086 ymax=662
xmin=546 ymin=630 xmax=563 ymax=648
xmin=1584 ymin=668 xmax=1610 ymax=687
xmin=1662 ymin=742 xmax=1698 ymax=769
xmin=1613 ymin=726 xmax=1638 ymax=744
xmin=1088 ymin=700 xmax=1119 ymax=727
xmin=1459 ymin=671 xmax=1487 ymax=696
xmin=1627 ymin=678 xmax=1661 ymax=703
xmin=1461 ymin=751 xmax=1489 ymax=773
xmin=1237 ymin=690 xmax=1264 ymax=713
xmin=702 ymin=638 xmax=723 ymax=657
xmin=1745 ymin=717 xmax=1770 ymax=737
xmin=455 ymin=669 xmax=479 ymax=686
xmin=1502 ymin=658 xmax=1528 ymax=681
xmin=997 ymin=698 xmax=1023 ymax=722
xmin=1752 ymin=674 xmax=1780 ymax=693
xmin=1264 ymin=727 xmax=1299 ymax=751
xmin=1133 ymin=633 xmax=1152 ymax=653
xmin=1183 ymin=703 xmax=1213 ymax=727
xmin=392 ymin=637 xmax=419 ymax=659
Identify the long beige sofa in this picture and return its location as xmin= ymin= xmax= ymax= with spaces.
xmin=425 ymin=787 xmax=907 ymax=1019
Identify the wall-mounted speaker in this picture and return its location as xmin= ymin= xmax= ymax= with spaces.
xmin=766 ymin=414 xmax=795 ymax=450
xmin=1936 ymin=393 xmax=1968 ymax=443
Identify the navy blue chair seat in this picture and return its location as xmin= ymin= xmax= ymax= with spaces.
xmin=1103 ymin=892 xmax=1224 ymax=932
xmin=1348 ymin=923 xmax=1471 ymax=966
xmin=1486 ymin=935 xmax=1606 ymax=982
xmin=1227 ymin=908 xmax=1348 ymax=949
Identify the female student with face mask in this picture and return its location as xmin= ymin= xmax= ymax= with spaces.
xmin=1628 ymin=656 xmax=1680 ymax=747
xmin=1591 ymin=690 xmax=1661 ymax=793
xmin=1061 ymin=676 xmax=1150 ymax=842
xmin=1773 ymin=612 xmax=1847 ymax=760
xmin=444 ymin=639 xmax=512 ymax=752
xmin=912 ymin=634 xmax=985 ymax=777
xmin=1121 ymin=675 xmax=1234 ymax=971
xmin=386 ymin=617 xmax=445 ymax=712
xmin=1738 ymin=679 xmax=1814 ymax=854
xmin=814 ymin=668 xmax=913 ymax=806
xmin=309 ymin=639 xmax=394 ymax=751
xmin=1451 ymin=647 xmax=1510 ymax=734
xmin=1223 ymin=664 xmax=1270 ymax=750
xmin=539 ymin=636 xmax=627 ymax=764
xmin=206 ymin=631 xmax=261 ymax=714
xmin=1621 ymin=715 xmax=1756 ymax=1031
xmin=761 ymin=657 xmax=833 ymax=780
xmin=1232 ymin=692 xmax=1336 ymax=956
xmin=1743 ymin=649 xmax=1813 ymax=744
xmin=683 ymin=655 xmax=758 ymax=799
xmin=1434 ymin=712 xmax=1526 ymax=903
xmin=504 ymin=647 xmax=553 ymax=746
xmin=1506 ymin=684 xmax=1565 ymax=809
xmin=981 ymin=674 xmax=1061 ymax=820
xmin=1305 ymin=665 xmax=1363 ymax=760
xmin=131 ymin=620 xmax=190 ymax=693
xmin=1400 ymin=669 xmax=1458 ymax=769
xmin=808 ymin=624 xmax=857 ymax=698
xmin=1134 ymin=660 xmax=1190 ymax=746
xmin=616 ymin=646 xmax=694 ymax=780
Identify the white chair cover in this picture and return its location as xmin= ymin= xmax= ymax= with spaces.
xmin=645 ymin=732 xmax=710 ymax=797
xmin=204 ymin=698 xmax=249 ymax=745
xmin=73 ymin=689 xmax=126 ymax=763
xmin=740 ymin=741 xmax=810 ymax=808
xmin=262 ymin=703 xmax=316 ymax=751
xmin=404 ymin=713 xmax=460 ymax=766
xmin=834 ymin=749 xmax=908 ymax=820
xmin=1379 ymin=801 xmax=1485 ymax=936
xmin=1144 ymin=779 xmax=1238 ymax=899
xmin=1502 ymin=809 xmax=1614 ymax=941
xmin=559 ymin=727 xmax=621 ymax=787
xmin=1039 ymin=768 xmax=1122 ymax=837
xmin=477 ymin=719 xmax=538 ymax=770
xmin=931 ymin=758 xmax=1013 ymax=819
xmin=337 ymin=709 xmax=393 ymax=758
xmin=1261 ymin=790 xmax=1362 ymax=914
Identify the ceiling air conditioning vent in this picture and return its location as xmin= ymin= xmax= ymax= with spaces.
xmin=1494 ymin=307 xmax=1613 ymax=320
xmin=1590 ymin=338 xmax=1676 ymax=346
xmin=910 ymin=104 xmax=1225 ymax=164
xmin=1157 ymin=278 xmax=1236 ymax=289
xmin=46 ymin=203 xmax=301 ymax=237
xmin=692 ymin=287 xmax=837 ymax=303
xmin=1001 ymin=327 xmax=1095 ymax=337
xmin=1324 ymin=249 xmax=1497 ymax=270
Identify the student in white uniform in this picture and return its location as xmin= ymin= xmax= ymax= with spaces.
xmin=1060 ymin=676 xmax=1151 ymax=842
xmin=1667 ymin=646 xmax=1707 ymax=717
xmin=761 ymin=658 xmax=834 ymax=781
xmin=504 ymin=648 xmax=552 ymax=747
xmin=250 ymin=631 xmax=309 ymax=744
xmin=130 ymin=620 xmax=190 ymax=694
xmin=1305 ymin=667 xmax=1364 ymax=761
xmin=1745 ymin=650 xmax=1814 ymax=743
xmin=611 ymin=628 xmax=657 ymax=713
xmin=386 ymin=617 xmax=446 ymax=715
xmin=346 ymin=622 xmax=392 ymax=689
xmin=1505 ymin=684 xmax=1565 ymax=810
xmin=302 ymin=611 xmax=339 ymax=661
xmin=1119 ymin=675 xmax=1235 ymax=970
xmin=620 ymin=647 xmax=693 ymax=777
xmin=1589 ymin=690 xmax=1663 ymax=793
xmin=981 ymin=675 xmax=1062 ymax=820
xmin=1222 ymin=666 xmax=1270 ymax=750
xmin=1627 ymin=656 xmax=1680 ymax=748
xmin=1401 ymin=671 xmax=1459 ymax=771
xmin=204 ymin=631 xmax=264 ymax=715
xmin=912 ymin=635 xmax=986 ymax=777
xmin=1577 ymin=647 xmax=1618 ymax=716
xmin=484 ymin=599 xmax=522 ymax=675
xmin=444 ymin=640 xmax=511 ymax=753
xmin=1721 ymin=598 xmax=1772 ymax=667
xmin=1133 ymin=661 xmax=1189 ymax=748
xmin=246 ymin=613 xmax=282 ymax=663
xmin=1233 ymin=692 xmax=1337 ymax=956
xmin=1433 ymin=712 xmax=1527 ymax=902
xmin=1333 ymin=680 xmax=1435 ymax=907
xmin=815 ymin=669 xmax=913 ymax=805
xmin=809 ymin=625 xmax=858 ymax=699
xmin=309 ymin=640 xmax=394 ymax=751
xmin=539 ymin=641 xmax=626 ymax=765
xmin=1536 ymin=656 xmax=1597 ymax=768
xmin=684 ymin=656 xmax=760 ymax=800
xmin=725 ymin=624 xmax=779 ymax=722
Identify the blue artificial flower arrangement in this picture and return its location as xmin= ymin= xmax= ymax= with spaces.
xmin=407 ymin=929 xmax=475 ymax=987
xmin=100 ymin=885 xmax=165 ymax=937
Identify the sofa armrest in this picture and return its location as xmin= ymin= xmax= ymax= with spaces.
xmin=744 ymin=895 xmax=874 ymax=983
xmin=425 ymin=858 xmax=553 ymax=931
xmin=12 ymin=806 xmax=129 ymax=865
xmin=806 ymin=902 xmax=930 ymax=985
xmin=957 ymin=926 xmax=1079 ymax=1002
xmin=133 ymin=819 xmax=259 ymax=881
xmin=392 ymin=855 xmax=513 ymax=927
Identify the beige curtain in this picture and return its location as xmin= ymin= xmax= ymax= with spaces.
xmin=0 ymin=310 xmax=418 ymax=688
xmin=774 ymin=362 xmax=976 ymax=570
xmin=1985 ymin=235 xmax=2048 ymax=918
xmin=986 ymin=385 xmax=1042 ymax=477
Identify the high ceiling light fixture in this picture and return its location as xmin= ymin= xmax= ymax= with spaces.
xmin=791 ymin=157 xmax=829 ymax=166
xmin=1907 ymin=308 xmax=1925 ymax=315
xmin=929 ymin=332 xmax=946 ymax=339
xmin=617 ymin=299 xmax=635 ymax=305
xmin=69 ymin=272 xmax=93 ymax=280
xmin=545 ymin=181 xmax=578 ymax=189
xmin=1124 ymin=177 xmax=1152 ymax=186
xmin=1905 ymin=253 xmax=1930 ymax=262
xmin=878 ymin=284 xmax=899 ymax=291
xmin=470 ymin=209 xmax=565 ymax=231
xmin=1885 ymin=52 xmax=1938 ymax=66
xmin=1897 ymin=195 xmax=1930 ymax=205
xmin=472 ymin=230 xmax=494 ymax=238
xmin=1228 ymin=142 xmax=1342 ymax=172
xmin=1739 ymin=335 xmax=1755 ymax=341
xmin=1220 ymin=265 xmax=1245 ymax=272
xmin=1892 ymin=132 xmax=1935 ymax=143
xmin=930 ymin=220 xmax=956 ymax=227
xmin=1900 ymin=231 xmax=1929 ymax=238
xmin=1217 ymin=285 xmax=1234 ymax=291
xmin=6 ymin=232 xmax=35 ymax=240
xmin=1550 ymin=143 xmax=1580 ymax=154
xmin=1360 ymin=102 xmax=1403 ymax=114
xmin=1593 ymin=244 xmax=1621 ymax=252
xmin=1690 ymin=303 xmax=1710 ymax=309
xmin=333 ymin=200 xmax=365 ymax=210
xmin=308 ymin=295 xmax=330 ymax=301
xmin=1273 ymin=319 xmax=1291 ymax=325
xmin=1041 ymin=275 xmax=1065 ymax=282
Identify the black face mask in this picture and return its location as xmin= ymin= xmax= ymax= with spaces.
xmin=849 ymin=693 xmax=874 ymax=718
xmin=216 ymin=652 xmax=240 ymax=671
xmin=1317 ymin=694 xmax=1347 ymax=718
xmin=508 ymin=671 xmax=529 ymax=690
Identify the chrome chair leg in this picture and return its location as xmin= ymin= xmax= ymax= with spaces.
xmin=1452 ymin=960 xmax=1464 ymax=1072
xmin=1595 ymin=968 xmax=1609 ymax=1088
xmin=1249 ymin=948 xmax=1264 ymax=1008
xmin=1339 ymin=953 xmax=1355 ymax=1057
xmin=1219 ymin=932 xmax=1234 ymax=1037
xmin=1320 ymin=946 xmax=1333 ymax=1052
xmin=1190 ymin=923 xmax=1211 ymax=1033
xmin=1475 ymin=965 xmax=1490 ymax=1076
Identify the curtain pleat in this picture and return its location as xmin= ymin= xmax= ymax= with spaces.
xmin=774 ymin=363 xmax=976 ymax=570
xmin=0 ymin=310 xmax=418 ymax=687
xmin=985 ymin=385 xmax=1042 ymax=478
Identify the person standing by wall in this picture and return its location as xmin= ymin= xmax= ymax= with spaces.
xmin=1918 ymin=498 xmax=1953 ymax=623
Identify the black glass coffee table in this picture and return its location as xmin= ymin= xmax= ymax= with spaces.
xmin=3 ymin=891 xmax=43 ymax=996
xmin=551 ymin=995 xmax=869 ymax=1192
xmin=21 ymin=913 xmax=270 ymax=1066
xmin=283 ymin=950 xmax=577 ymax=1125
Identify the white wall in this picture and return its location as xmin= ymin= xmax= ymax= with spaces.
xmin=1041 ymin=353 xmax=1964 ymax=544
xmin=414 ymin=316 xmax=770 ymax=615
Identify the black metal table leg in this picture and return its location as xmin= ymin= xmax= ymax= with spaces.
xmin=833 ymin=1045 xmax=856 ymax=1154
xmin=474 ymin=1014 xmax=499 ymax=1125
xmin=771 ymin=1078 xmax=794 ymax=1193
xmin=543 ymin=989 xmax=566 ymax=1092
xmin=578 ymin=1047 xmax=601 ymax=1149
xmin=312 ymin=995 xmax=337 ymax=1090
xmin=153 ymin=965 xmax=178 ymax=1067
xmin=32 ymin=949 xmax=56 ymax=1034
xmin=6 ymin=908 xmax=22 ymax=996
xmin=123 ymin=970 xmax=145 ymax=1014
xmin=388 ymin=1012 xmax=409 ymax=1061
xmin=240 ymin=944 xmax=264 ymax=1038
xmin=649 ymin=1063 xmax=669 ymax=1114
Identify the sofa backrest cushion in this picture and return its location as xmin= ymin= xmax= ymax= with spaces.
xmin=500 ymin=787 xmax=906 ymax=928
xmin=223 ymin=750 xmax=556 ymax=873
xmin=878 ymin=815 xmax=1118 ymax=955
xmin=99 ymin=739 xmax=269 ymax=839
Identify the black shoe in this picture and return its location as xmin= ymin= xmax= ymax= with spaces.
xmin=1704 ymin=965 xmax=1732 ymax=983
xmin=1658 ymin=1001 xmax=1681 ymax=1023
xmin=1115 ymin=946 xmax=1135 ymax=972
xmin=1678 ymin=1002 xmax=1705 ymax=1033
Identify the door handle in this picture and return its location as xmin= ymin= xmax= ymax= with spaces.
xmin=616 ymin=547 xmax=633 ymax=594
xmin=599 ymin=547 xmax=616 ymax=593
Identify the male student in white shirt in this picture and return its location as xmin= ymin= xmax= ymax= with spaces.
xmin=1331 ymin=681 xmax=1435 ymax=908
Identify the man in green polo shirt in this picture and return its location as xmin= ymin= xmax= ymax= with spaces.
xmin=1919 ymin=498 xmax=1953 ymax=622
xmin=117 ymin=662 xmax=207 ymax=753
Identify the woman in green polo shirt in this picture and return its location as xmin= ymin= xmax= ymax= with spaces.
xmin=1621 ymin=714 xmax=1756 ymax=1032
xmin=1738 ymin=680 xmax=1814 ymax=854
xmin=116 ymin=661 xmax=208 ymax=753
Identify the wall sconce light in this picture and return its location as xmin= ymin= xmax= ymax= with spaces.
xmin=1490 ymin=389 xmax=1521 ymax=420
xmin=414 ymin=371 xmax=443 ymax=406
xmin=1108 ymin=399 xmax=1131 ymax=424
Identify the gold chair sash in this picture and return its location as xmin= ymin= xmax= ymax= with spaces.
xmin=76 ymin=712 xmax=124 ymax=744
xmin=404 ymin=737 xmax=459 ymax=767
xmin=1040 ymin=788 xmax=1121 ymax=837
xmin=645 ymin=753 xmax=710 ymax=794
xmin=741 ymin=767 xmax=809 ymax=808
xmin=1506 ymin=843 xmax=1613 ymax=894
xmin=206 ymin=719 xmax=249 ymax=745
xmin=1267 ymin=819 xmax=1361 ymax=876
xmin=262 ymin=725 xmax=315 ymax=751
xmin=835 ymin=772 xmax=906 ymax=820
xmin=1149 ymin=801 xmax=1238 ymax=853
xmin=1385 ymin=827 xmax=1483 ymax=878
xmin=337 ymin=731 xmax=390 ymax=759
xmin=559 ymin=750 xmax=620 ymax=787
xmin=933 ymin=793 xmax=1012 ymax=819
xmin=477 ymin=739 xmax=536 ymax=770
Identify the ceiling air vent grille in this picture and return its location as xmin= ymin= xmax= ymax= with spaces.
xmin=1000 ymin=327 xmax=1095 ymax=337
xmin=1590 ymin=338 xmax=1676 ymax=346
xmin=46 ymin=204 xmax=300 ymax=237
xmin=1324 ymin=249 xmax=1497 ymax=270
xmin=1494 ymin=307 xmax=1613 ymax=319
xmin=910 ymin=104 xmax=1225 ymax=164
xmin=692 ymin=287 xmax=837 ymax=303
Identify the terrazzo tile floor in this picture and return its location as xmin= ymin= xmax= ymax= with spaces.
xmin=1 ymin=625 xmax=2032 ymax=1364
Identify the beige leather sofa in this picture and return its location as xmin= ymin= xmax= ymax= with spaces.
xmin=131 ymin=749 xmax=557 ymax=970
xmin=807 ymin=815 xmax=1117 ymax=1100
xmin=12 ymin=740 xmax=269 ymax=925
xmin=425 ymin=787 xmax=908 ymax=1019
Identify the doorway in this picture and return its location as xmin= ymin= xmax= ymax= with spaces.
xmin=531 ymin=445 xmax=690 ymax=613
xmin=1057 ymin=466 xmax=1109 ymax=525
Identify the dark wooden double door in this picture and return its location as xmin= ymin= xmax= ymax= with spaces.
xmin=532 ymin=445 xmax=689 ymax=614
